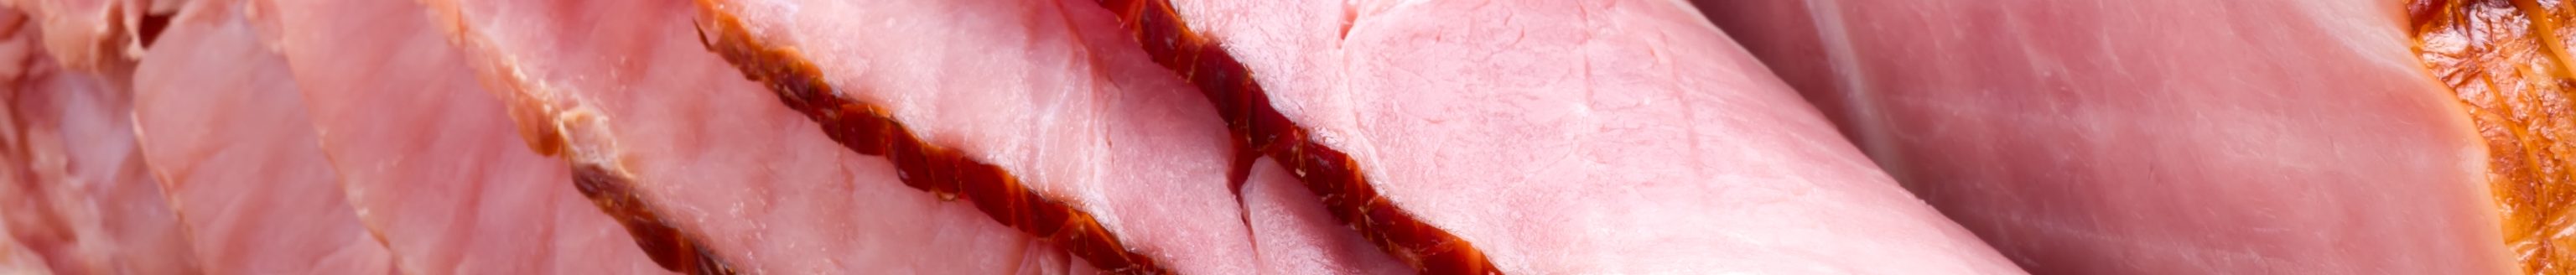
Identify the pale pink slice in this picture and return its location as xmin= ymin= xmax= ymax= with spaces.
xmin=130 ymin=0 xmax=392 ymax=272
xmin=248 ymin=0 xmax=668 ymax=272
xmin=1699 ymin=0 xmax=2513 ymax=273
xmin=1153 ymin=0 xmax=2025 ymax=272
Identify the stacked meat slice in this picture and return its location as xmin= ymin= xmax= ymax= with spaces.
xmin=33 ymin=0 xmax=2516 ymax=274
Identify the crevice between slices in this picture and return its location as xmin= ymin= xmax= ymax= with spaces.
xmin=1085 ymin=0 xmax=1502 ymax=273
xmin=425 ymin=3 xmax=740 ymax=272
xmin=688 ymin=3 xmax=1171 ymax=274
xmin=2410 ymin=0 xmax=2576 ymax=273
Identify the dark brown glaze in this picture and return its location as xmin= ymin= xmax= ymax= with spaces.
xmin=1089 ymin=0 xmax=1501 ymax=273
xmin=569 ymin=165 xmax=736 ymax=275
xmin=688 ymin=4 xmax=1169 ymax=274
xmin=2411 ymin=0 xmax=2576 ymax=273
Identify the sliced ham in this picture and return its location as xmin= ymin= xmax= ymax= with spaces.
xmin=247 ymin=0 xmax=668 ymax=272
xmin=1109 ymin=0 xmax=2028 ymax=272
xmin=0 ymin=0 xmax=176 ymax=73
xmin=690 ymin=0 xmax=1257 ymax=272
xmin=0 ymin=7 xmax=193 ymax=273
xmin=129 ymin=0 xmax=393 ymax=272
xmin=425 ymin=0 xmax=1071 ymax=272
xmin=1697 ymin=0 xmax=2514 ymax=273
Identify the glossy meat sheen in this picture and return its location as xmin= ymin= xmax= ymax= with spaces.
xmin=249 ymin=0 xmax=671 ymax=272
xmin=0 ymin=8 xmax=195 ymax=273
xmin=424 ymin=0 xmax=1070 ymax=272
xmin=1700 ymin=0 xmax=2512 ymax=273
xmin=1156 ymin=0 xmax=2021 ymax=272
xmin=130 ymin=0 xmax=393 ymax=272
xmin=694 ymin=0 xmax=1251 ymax=272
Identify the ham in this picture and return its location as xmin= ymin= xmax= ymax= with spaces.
xmin=1087 ymin=0 xmax=2023 ymax=272
xmin=0 ymin=7 xmax=194 ymax=273
xmin=690 ymin=0 xmax=1260 ymax=272
xmin=1697 ymin=0 xmax=2515 ymax=273
xmin=129 ymin=0 xmax=393 ymax=272
xmin=425 ymin=0 xmax=1077 ymax=272
xmin=250 ymin=0 xmax=669 ymax=272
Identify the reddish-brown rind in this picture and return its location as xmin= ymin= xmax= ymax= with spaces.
xmin=569 ymin=164 xmax=736 ymax=275
xmin=2411 ymin=0 xmax=2576 ymax=273
xmin=1088 ymin=0 xmax=1500 ymax=273
xmin=688 ymin=4 xmax=1170 ymax=274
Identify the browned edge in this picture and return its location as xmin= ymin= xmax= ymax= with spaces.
xmin=570 ymin=164 xmax=736 ymax=275
xmin=2408 ymin=0 xmax=2576 ymax=273
xmin=1086 ymin=0 xmax=1502 ymax=273
xmin=688 ymin=3 xmax=1171 ymax=274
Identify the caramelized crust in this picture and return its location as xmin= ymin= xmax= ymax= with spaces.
xmin=690 ymin=4 xmax=1171 ymax=274
xmin=2412 ymin=0 xmax=2576 ymax=273
xmin=570 ymin=165 xmax=737 ymax=275
xmin=1088 ymin=0 xmax=1502 ymax=273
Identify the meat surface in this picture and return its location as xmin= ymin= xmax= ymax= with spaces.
xmin=1698 ymin=0 xmax=2513 ymax=273
xmin=1119 ymin=0 xmax=2024 ymax=272
xmin=0 ymin=7 xmax=194 ymax=273
xmin=18 ymin=0 xmax=2506 ymax=273
xmin=692 ymin=0 xmax=1262 ymax=272
xmin=129 ymin=0 xmax=394 ymax=272
xmin=250 ymin=0 xmax=670 ymax=272
xmin=427 ymin=0 xmax=1083 ymax=272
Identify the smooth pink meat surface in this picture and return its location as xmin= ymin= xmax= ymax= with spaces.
xmin=1156 ymin=0 xmax=2022 ymax=272
xmin=1700 ymin=0 xmax=2511 ymax=273
xmin=131 ymin=0 xmax=393 ymax=272
xmin=252 ymin=0 xmax=670 ymax=272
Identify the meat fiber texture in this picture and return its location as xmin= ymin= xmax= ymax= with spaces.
xmin=0 ymin=0 xmax=180 ymax=73
xmin=0 ymin=7 xmax=194 ymax=274
xmin=128 ymin=0 xmax=394 ymax=272
xmin=1697 ymin=0 xmax=2512 ymax=273
xmin=693 ymin=0 xmax=1260 ymax=272
xmin=425 ymin=0 xmax=1099 ymax=272
xmin=247 ymin=0 xmax=673 ymax=272
xmin=1156 ymin=0 xmax=2019 ymax=272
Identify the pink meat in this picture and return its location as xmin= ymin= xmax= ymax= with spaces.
xmin=693 ymin=0 xmax=1256 ymax=272
xmin=1697 ymin=0 xmax=2511 ymax=273
xmin=247 ymin=0 xmax=669 ymax=272
xmin=129 ymin=0 xmax=393 ymax=272
xmin=0 ymin=7 xmax=195 ymax=274
xmin=424 ymin=0 xmax=1070 ymax=272
xmin=1155 ymin=0 xmax=2023 ymax=272
xmin=0 ymin=0 xmax=174 ymax=73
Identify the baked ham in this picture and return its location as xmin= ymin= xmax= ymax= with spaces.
xmin=25 ymin=0 xmax=2565 ymax=274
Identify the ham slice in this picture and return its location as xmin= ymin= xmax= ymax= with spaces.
xmin=130 ymin=0 xmax=393 ymax=272
xmin=0 ymin=7 xmax=194 ymax=273
xmin=1698 ymin=0 xmax=2515 ymax=273
xmin=425 ymin=0 xmax=1078 ymax=272
xmin=249 ymin=0 xmax=669 ymax=272
xmin=690 ymin=0 xmax=1258 ymax=272
xmin=1088 ymin=0 xmax=2027 ymax=272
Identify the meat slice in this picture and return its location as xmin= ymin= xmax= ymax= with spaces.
xmin=1696 ymin=0 xmax=2514 ymax=273
xmin=129 ymin=0 xmax=394 ymax=272
xmin=1093 ymin=0 xmax=2026 ymax=272
xmin=0 ymin=8 xmax=195 ymax=273
xmin=424 ymin=0 xmax=1071 ymax=272
xmin=690 ymin=0 xmax=1254 ymax=272
xmin=0 ymin=0 xmax=178 ymax=73
xmin=245 ymin=0 xmax=670 ymax=272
